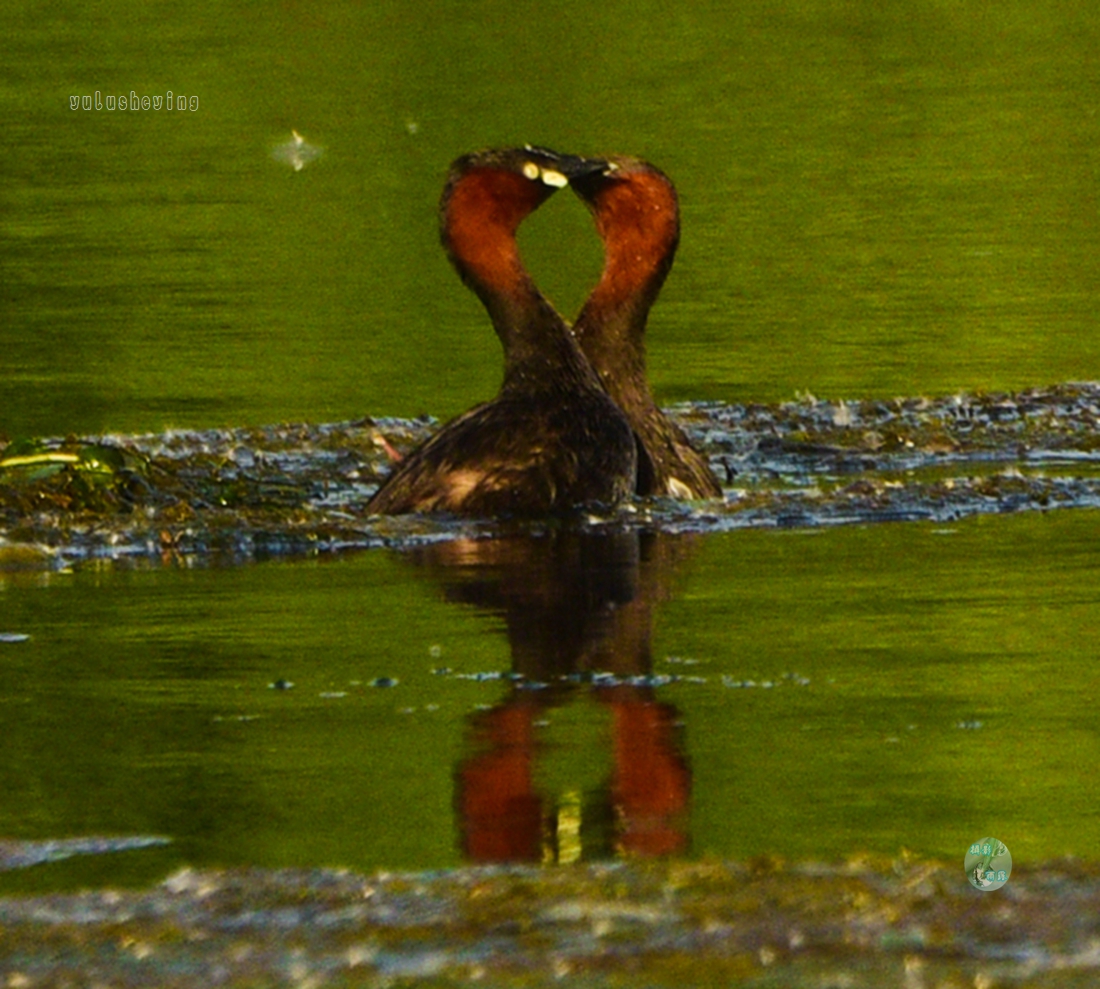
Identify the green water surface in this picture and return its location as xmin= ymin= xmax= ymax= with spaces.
xmin=4 ymin=1 xmax=1100 ymax=438
xmin=2 ymin=509 xmax=1097 ymax=893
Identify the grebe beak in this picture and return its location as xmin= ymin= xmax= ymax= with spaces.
xmin=554 ymin=154 xmax=614 ymax=183
xmin=518 ymin=146 xmax=613 ymax=188
xmin=562 ymin=156 xmax=622 ymax=200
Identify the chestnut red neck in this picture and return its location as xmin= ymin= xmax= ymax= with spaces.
xmin=439 ymin=148 xmax=607 ymax=391
xmin=574 ymin=160 xmax=680 ymax=319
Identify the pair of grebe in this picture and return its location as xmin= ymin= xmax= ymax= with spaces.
xmin=367 ymin=146 xmax=721 ymax=517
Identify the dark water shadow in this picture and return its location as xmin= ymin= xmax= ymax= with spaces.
xmin=401 ymin=529 xmax=696 ymax=863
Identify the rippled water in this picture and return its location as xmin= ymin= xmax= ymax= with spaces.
xmin=3 ymin=487 xmax=1099 ymax=895
xmin=6 ymin=2 xmax=1100 ymax=439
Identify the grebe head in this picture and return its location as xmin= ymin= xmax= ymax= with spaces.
xmin=570 ymin=156 xmax=722 ymax=500
xmin=440 ymin=146 xmax=609 ymax=300
xmin=569 ymin=156 xmax=681 ymax=312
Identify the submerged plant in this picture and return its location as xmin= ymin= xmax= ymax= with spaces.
xmin=0 ymin=437 xmax=149 ymax=514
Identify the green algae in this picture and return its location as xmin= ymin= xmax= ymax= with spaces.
xmin=3 ymin=385 xmax=1100 ymax=571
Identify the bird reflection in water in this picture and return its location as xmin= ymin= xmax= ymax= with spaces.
xmin=401 ymin=529 xmax=693 ymax=863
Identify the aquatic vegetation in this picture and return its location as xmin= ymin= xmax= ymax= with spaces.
xmin=0 ymin=419 xmax=409 ymax=568
xmin=0 ymin=437 xmax=150 ymax=514
xmin=0 ymin=855 xmax=1097 ymax=986
xmin=3 ymin=384 xmax=1100 ymax=570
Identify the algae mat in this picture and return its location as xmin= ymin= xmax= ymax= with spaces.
xmin=1 ymin=857 xmax=1097 ymax=987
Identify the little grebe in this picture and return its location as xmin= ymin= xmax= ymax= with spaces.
xmin=571 ymin=157 xmax=722 ymax=499
xmin=367 ymin=147 xmax=637 ymax=516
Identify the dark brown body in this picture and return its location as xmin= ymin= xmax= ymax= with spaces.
xmin=368 ymin=148 xmax=636 ymax=517
xmin=571 ymin=157 xmax=722 ymax=499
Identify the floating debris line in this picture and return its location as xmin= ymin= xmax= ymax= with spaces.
xmin=4 ymin=384 xmax=1100 ymax=569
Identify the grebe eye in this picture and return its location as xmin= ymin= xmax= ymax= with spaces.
xmin=522 ymin=162 xmax=540 ymax=181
